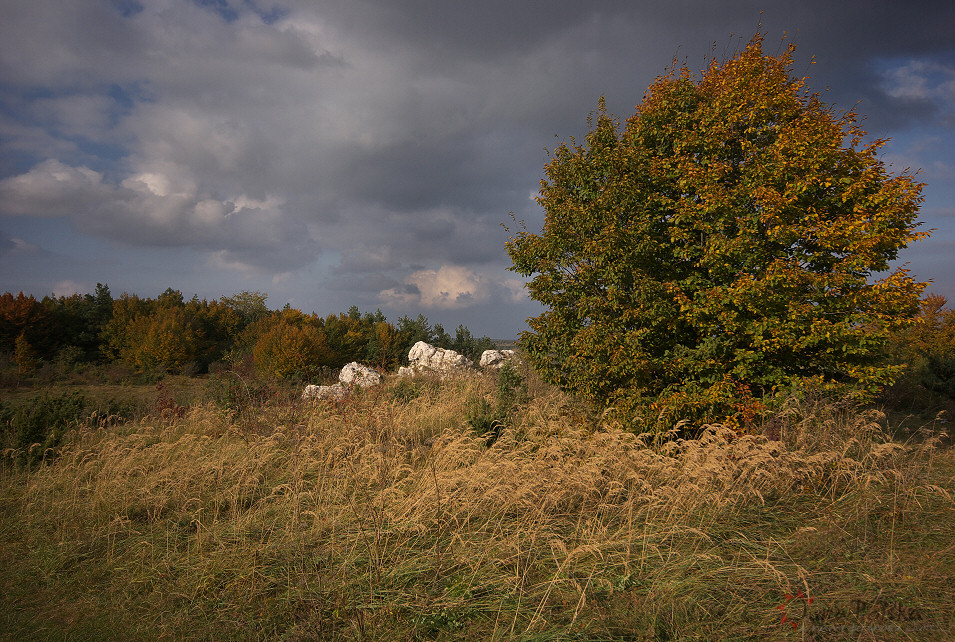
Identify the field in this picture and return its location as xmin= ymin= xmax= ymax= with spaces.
xmin=1 ymin=368 xmax=954 ymax=640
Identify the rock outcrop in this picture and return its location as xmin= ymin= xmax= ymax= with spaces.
xmin=397 ymin=342 xmax=522 ymax=377
xmin=400 ymin=341 xmax=475 ymax=376
xmin=340 ymin=361 xmax=382 ymax=388
xmin=479 ymin=349 xmax=520 ymax=369
xmin=302 ymin=361 xmax=382 ymax=399
xmin=303 ymin=345 xmax=522 ymax=396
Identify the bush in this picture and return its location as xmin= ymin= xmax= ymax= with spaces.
xmin=1 ymin=392 xmax=140 ymax=466
xmin=391 ymin=377 xmax=422 ymax=404
xmin=466 ymin=363 xmax=528 ymax=445
xmin=1 ymin=392 xmax=86 ymax=465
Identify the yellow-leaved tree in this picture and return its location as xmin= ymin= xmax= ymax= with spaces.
xmin=252 ymin=311 xmax=333 ymax=380
xmin=120 ymin=306 xmax=201 ymax=373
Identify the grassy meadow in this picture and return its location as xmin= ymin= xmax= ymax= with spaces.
xmin=1 ymin=367 xmax=954 ymax=640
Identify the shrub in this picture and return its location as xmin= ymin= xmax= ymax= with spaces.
xmin=391 ymin=377 xmax=422 ymax=404
xmin=1 ymin=392 xmax=86 ymax=465
xmin=466 ymin=363 xmax=528 ymax=445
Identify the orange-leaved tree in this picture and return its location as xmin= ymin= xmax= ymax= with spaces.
xmin=506 ymin=34 xmax=928 ymax=431
xmin=0 ymin=292 xmax=53 ymax=357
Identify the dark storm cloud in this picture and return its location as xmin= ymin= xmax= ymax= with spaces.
xmin=296 ymin=0 xmax=590 ymax=60
xmin=333 ymin=131 xmax=537 ymax=216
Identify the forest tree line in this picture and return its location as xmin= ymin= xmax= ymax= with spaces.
xmin=0 ymin=285 xmax=494 ymax=381
xmin=1 ymin=284 xmax=952 ymax=405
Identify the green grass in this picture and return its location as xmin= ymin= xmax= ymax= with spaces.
xmin=1 ymin=373 xmax=953 ymax=640
xmin=0 ymin=374 xmax=207 ymax=418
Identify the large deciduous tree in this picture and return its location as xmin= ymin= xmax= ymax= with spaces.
xmin=506 ymin=35 xmax=928 ymax=430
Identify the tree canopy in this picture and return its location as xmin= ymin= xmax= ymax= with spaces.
xmin=506 ymin=34 xmax=928 ymax=431
xmin=0 ymin=285 xmax=494 ymax=382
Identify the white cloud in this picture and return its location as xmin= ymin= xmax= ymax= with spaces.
xmin=0 ymin=158 xmax=310 ymax=270
xmin=52 ymin=280 xmax=87 ymax=297
xmin=882 ymin=61 xmax=936 ymax=101
xmin=881 ymin=59 xmax=955 ymax=105
xmin=122 ymin=172 xmax=175 ymax=198
xmin=0 ymin=159 xmax=116 ymax=216
xmin=377 ymin=265 xmax=529 ymax=311
xmin=502 ymin=278 xmax=529 ymax=303
xmin=380 ymin=265 xmax=492 ymax=309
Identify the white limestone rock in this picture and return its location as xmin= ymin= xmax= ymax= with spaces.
xmin=479 ymin=349 xmax=520 ymax=369
xmin=303 ymin=362 xmax=382 ymax=399
xmin=340 ymin=362 xmax=382 ymax=388
xmin=407 ymin=341 xmax=474 ymax=374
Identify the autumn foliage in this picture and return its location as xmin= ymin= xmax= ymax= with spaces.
xmin=886 ymin=294 xmax=955 ymax=403
xmin=507 ymin=35 xmax=927 ymax=430
xmin=252 ymin=312 xmax=334 ymax=380
xmin=0 ymin=286 xmax=491 ymax=383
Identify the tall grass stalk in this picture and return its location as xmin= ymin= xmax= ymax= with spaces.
xmin=1 ymin=373 xmax=953 ymax=640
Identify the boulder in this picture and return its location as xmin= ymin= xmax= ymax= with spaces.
xmin=407 ymin=341 xmax=474 ymax=374
xmin=302 ymin=361 xmax=382 ymax=399
xmin=340 ymin=362 xmax=382 ymax=388
xmin=480 ymin=349 xmax=520 ymax=369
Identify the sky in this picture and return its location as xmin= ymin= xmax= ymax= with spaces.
xmin=1 ymin=0 xmax=953 ymax=339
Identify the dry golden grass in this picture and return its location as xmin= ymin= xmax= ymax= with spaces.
xmin=1 ymin=372 xmax=953 ymax=640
